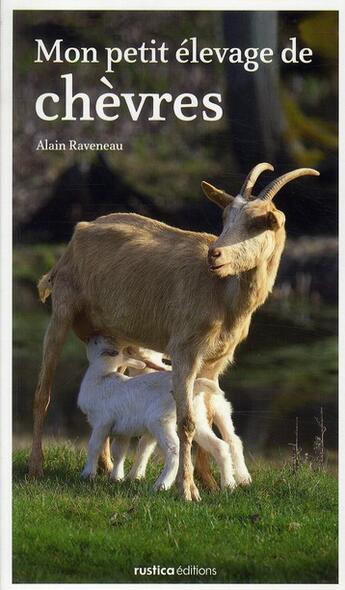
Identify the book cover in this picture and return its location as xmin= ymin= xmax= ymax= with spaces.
xmin=1 ymin=4 xmax=339 ymax=585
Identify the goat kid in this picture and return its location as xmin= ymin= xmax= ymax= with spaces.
xmin=126 ymin=346 xmax=251 ymax=488
xmin=78 ymin=337 xmax=243 ymax=491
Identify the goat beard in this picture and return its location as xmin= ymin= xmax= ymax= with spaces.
xmin=209 ymin=235 xmax=276 ymax=278
xmin=209 ymin=264 xmax=233 ymax=279
xmin=208 ymin=256 xmax=257 ymax=278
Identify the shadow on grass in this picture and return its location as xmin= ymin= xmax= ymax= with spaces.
xmin=12 ymin=445 xmax=183 ymax=502
xmin=13 ymin=444 xmax=260 ymax=507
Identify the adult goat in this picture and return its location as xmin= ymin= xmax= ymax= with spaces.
xmin=28 ymin=163 xmax=319 ymax=500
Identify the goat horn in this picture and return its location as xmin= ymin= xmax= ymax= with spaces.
xmin=240 ymin=162 xmax=274 ymax=199
xmin=258 ymin=168 xmax=320 ymax=201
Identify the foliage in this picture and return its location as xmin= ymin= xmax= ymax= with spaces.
xmin=299 ymin=13 xmax=338 ymax=60
xmin=13 ymin=244 xmax=65 ymax=283
xmin=13 ymin=445 xmax=337 ymax=583
xmin=281 ymin=12 xmax=338 ymax=169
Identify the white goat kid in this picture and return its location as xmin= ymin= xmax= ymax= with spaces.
xmin=78 ymin=337 xmax=238 ymax=491
xmin=126 ymin=347 xmax=251 ymax=487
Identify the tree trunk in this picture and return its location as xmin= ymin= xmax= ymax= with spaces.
xmin=223 ymin=12 xmax=285 ymax=173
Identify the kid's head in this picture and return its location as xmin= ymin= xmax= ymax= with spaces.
xmin=86 ymin=335 xmax=146 ymax=371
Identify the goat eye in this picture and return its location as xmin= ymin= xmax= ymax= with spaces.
xmin=101 ymin=349 xmax=118 ymax=357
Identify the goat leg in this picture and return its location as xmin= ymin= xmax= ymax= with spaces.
xmin=171 ymin=351 xmax=201 ymax=501
xmin=97 ymin=437 xmax=113 ymax=473
xmin=28 ymin=310 xmax=71 ymax=477
xmin=194 ymin=446 xmax=220 ymax=491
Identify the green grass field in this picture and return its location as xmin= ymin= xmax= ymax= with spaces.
xmin=13 ymin=445 xmax=338 ymax=584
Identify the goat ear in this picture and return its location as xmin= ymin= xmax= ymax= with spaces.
xmin=266 ymin=210 xmax=285 ymax=230
xmin=249 ymin=210 xmax=285 ymax=232
xmin=201 ymin=181 xmax=234 ymax=209
xmin=145 ymin=359 xmax=171 ymax=371
xmin=126 ymin=358 xmax=147 ymax=370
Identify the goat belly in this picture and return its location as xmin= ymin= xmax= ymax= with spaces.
xmin=110 ymin=422 xmax=147 ymax=437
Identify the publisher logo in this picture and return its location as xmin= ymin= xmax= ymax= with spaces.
xmin=134 ymin=565 xmax=217 ymax=577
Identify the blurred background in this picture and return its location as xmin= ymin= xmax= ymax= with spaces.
xmin=13 ymin=11 xmax=338 ymax=458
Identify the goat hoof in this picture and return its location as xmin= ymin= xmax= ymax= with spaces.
xmin=222 ymin=480 xmax=237 ymax=491
xmin=97 ymin=461 xmax=113 ymax=474
xmin=197 ymin=474 xmax=219 ymax=492
xmin=178 ymin=479 xmax=201 ymax=502
xmin=127 ymin=473 xmax=144 ymax=481
xmin=236 ymin=473 xmax=252 ymax=487
xmin=28 ymin=457 xmax=44 ymax=479
xmin=153 ymin=481 xmax=170 ymax=492
xmin=190 ymin=483 xmax=201 ymax=502
xmin=28 ymin=465 xmax=44 ymax=479
xmin=109 ymin=474 xmax=124 ymax=482
xmin=80 ymin=470 xmax=96 ymax=480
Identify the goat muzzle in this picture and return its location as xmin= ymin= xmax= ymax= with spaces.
xmin=208 ymin=247 xmax=223 ymax=270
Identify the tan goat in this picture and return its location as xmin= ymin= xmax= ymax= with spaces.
xmin=28 ymin=163 xmax=319 ymax=501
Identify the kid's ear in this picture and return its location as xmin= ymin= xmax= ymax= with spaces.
xmin=201 ymin=181 xmax=234 ymax=209
xmin=126 ymin=358 xmax=147 ymax=370
xmin=145 ymin=359 xmax=171 ymax=371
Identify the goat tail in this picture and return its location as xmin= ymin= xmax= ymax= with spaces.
xmin=37 ymin=234 xmax=75 ymax=303
xmin=37 ymin=271 xmax=54 ymax=303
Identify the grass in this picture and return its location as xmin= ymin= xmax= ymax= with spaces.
xmin=13 ymin=445 xmax=338 ymax=583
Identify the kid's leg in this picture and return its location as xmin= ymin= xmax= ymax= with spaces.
xmin=194 ymin=426 xmax=236 ymax=490
xmin=150 ymin=422 xmax=180 ymax=492
xmin=110 ymin=436 xmax=130 ymax=481
xmin=127 ymin=434 xmax=157 ymax=480
xmin=213 ymin=402 xmax=251 ymax=486
xmin=81 ymin=424 xmax=111 ymax=479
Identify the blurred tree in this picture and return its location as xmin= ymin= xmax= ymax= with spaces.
xmin=223 ymin=12 xmax=285 ymax=171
